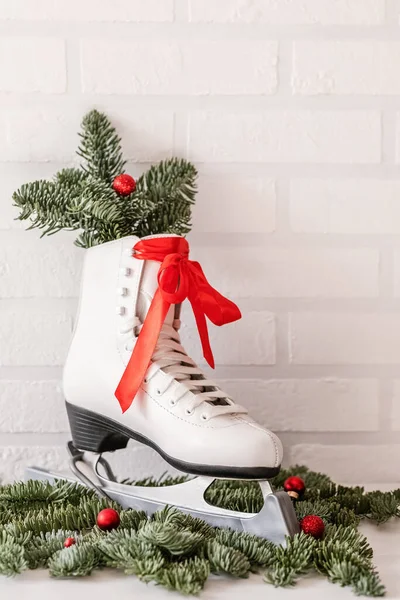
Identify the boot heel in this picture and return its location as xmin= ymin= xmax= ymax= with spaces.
xmin=66 ymin=402 xmax=129 ymax=453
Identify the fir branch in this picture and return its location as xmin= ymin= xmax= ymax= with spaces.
xmin=152 ymin=506 xmax=216 ymax=540
xmin=0 ymin=467 xmax=398 ymax=596
xmin=133 ymin=158 xmax=197 ymax=238
xmin=366 ymin=492 xmax=400 ymax=523
xmin=214 ymin=528 xmax=276 ymax=567
xmin=0 ymin=479 xmax=90 ymax=507
xmin=138 ymin=521 xmax=203 ymax=556
xmin=7 ymin=497 xmax=116 ymax=535
xmin=204 ymin=479 xmax=263 ymax=513
xmin=122 ymin=471 xmax=190 ymax=487
xmin=264 ymin=533 xmax=315 ymax=587
xmin=353 ymin=572 xmax=386 ymax=597
xmin=118 ymin=509 xmax=148 ymax=531
xmin=12 ymin=111 xmax=198 ymax=247
xmin=98 ymin=531 xmax=165 ymax=579
xmin=77 ymin=110 xmax=125 ymax=183
xmin=204 ymin=540 xmax=251 ymax=578
xmin=48 ymin=543 xmax=99 ymax=577
xmin=0 ymin=540 xmax=27 ymax=577
xmin=12 ymin=176 xmax=85 ymax=235
xmin=155 ymin=557 xmax=210 ymax=595
xmin=25 ymin=530 xmax=80 ymax=569
xmin=295 ymin=499 xmax=332 ymax=521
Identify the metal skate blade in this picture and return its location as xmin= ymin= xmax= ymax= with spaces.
xmin=26 ymin=456 xmax=299 ymax=546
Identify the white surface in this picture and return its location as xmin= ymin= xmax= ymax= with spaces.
xmin=0 ymin=519 xmax=398 ymax=600
xmin=1 ymin=0 xmax=400 ymax=483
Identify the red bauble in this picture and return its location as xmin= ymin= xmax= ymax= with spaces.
xmin=96 ymin=508 xmax=120 ymax=531
xmin=112 ymin=174 xmax=136 ymax=196
xmin=300 ymin=515 xmax=325 ymax=539
xmin=64 ymin=536 xmax=76 ymax=548
xmin=283 ymin=476 xmax=306 ymax=500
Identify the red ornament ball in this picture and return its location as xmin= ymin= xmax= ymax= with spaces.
xmin=283 ymin=476 xmax=306 ymax=500
xmin=112 ymin=174 xmax=136 ymax=196
xmin=300 ymin=515 xmax=325 ymax=539
xmin=64 ymin=536 xmax=76 ymax=548
xmin=96 ymin=508 xmax=120 ymax=531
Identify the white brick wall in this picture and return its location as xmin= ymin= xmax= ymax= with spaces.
xmin=0 ymin=0 xmax=399 ymax=484
xmin=81 ymin=41 xmax=278 ymax=95
xmin=290 ymin=180 xmax=400 ymax=234
xmin=188 ymin=0 xmax=386 ymax=25
xmin=188 ymin=111 xmax=381 ymax=164
xmin=293 ymin=42 xmax=400 ymax=96
xmin=0 ymin=0 xmax=174 ymax=22
xmin=0 ymin=38 xmax=66 ymax=94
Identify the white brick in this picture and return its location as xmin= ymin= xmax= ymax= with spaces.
xmin=290 ymin=313 xmax=400 ymax=364
xmin=192 ymin=247 xmax=379 ymax=298
xmin=0 ymin=109 xmax=174 ymax=162
xmin=0 ymin=0 xmax=173 ymax=21
xmin=391 ymin=381 xmax=400 ymax=430
xmin=289 ymin=445 xmax=400 ymax=483
xmin=219 ymin=378 xmax=379 ymax=431
xmin=81 ymin=41 xmax=278 ymax=95
xmin=393 ymin=115 xmax=400 ymax=164
xmin=0 ymin=381 xmax=68 ymax=432
xmin=192 ymin=177 xmax=276 ymax=233
xmin=0 ymin=38 xmax=65 ymax=94
xmin=189 ymin=0 xmax=385 ymax=25
xmin=188 ymin=111 xmax=381 ymax=164
xmin=0 ymin=238 xmax=81 ymax=298
xmin=392 ymin=251 xmax=400 ymax=298
xmin=290 ymin=180 xmax=400 ymax=234
xmin=0 ymin=303 xmax=72 ymax=366
xmin=181 ymin=309 xmax=276 ymax=365
xmin=0 ymin=446 xmax=69 ymax=483
xmin=293 ymin=42 xmax=400 ymax=96
xmin=0 ymin=110 xmax=79 ymax=162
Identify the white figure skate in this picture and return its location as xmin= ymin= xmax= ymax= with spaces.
xmin=27 ymin=234 xmax=299 ymax=544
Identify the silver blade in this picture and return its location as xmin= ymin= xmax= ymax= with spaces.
xmin=26 ymin=454 xmax=299 ymax=546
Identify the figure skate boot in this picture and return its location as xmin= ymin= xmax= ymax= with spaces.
xmin=27 ymin=234 xmax=299 ymax=543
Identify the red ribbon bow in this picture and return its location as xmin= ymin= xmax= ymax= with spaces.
xmin=115 ymin=236 xmax=241 ymax=413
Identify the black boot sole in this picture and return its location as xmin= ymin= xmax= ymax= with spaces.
xmin=66 ymin=401 xmax=281 ymax=480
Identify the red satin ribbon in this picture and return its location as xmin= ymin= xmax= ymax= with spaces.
xmin=115 ymin=236 xmax=241 ymax=413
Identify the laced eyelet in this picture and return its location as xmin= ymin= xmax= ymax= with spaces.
xmin=143 ymin=377 xmax=148 ymax=384
xmin=201 ymin=414 xmax=208 ymax=421
xmin=170 ymin=399 xmax=177 ymax=406
xmin=185 ymin=408 xmax=194 ymax=416
xmin=156 ymin=389 xmax=161 ymax=396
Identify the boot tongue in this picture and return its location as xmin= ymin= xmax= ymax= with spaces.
xmin=136 ymin=261 xmax=228 ymax=406
xmin=136 ymin=259 xmax=175 ymax=326
xmin=137 ymin=291 xmax=175 ymax=326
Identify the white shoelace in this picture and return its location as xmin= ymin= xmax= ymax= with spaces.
xmin=120 ymin=317 xmax=248 ymax=420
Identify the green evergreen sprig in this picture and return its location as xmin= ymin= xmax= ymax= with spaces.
xmin=0 ymin=466 xmax=397 ymax=596
xmin=12 ymin=110 xmax=197 ymax=248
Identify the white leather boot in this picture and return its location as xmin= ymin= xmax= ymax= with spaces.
xmin=63 ymin=234 xmax=283 ymax=480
